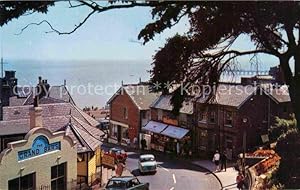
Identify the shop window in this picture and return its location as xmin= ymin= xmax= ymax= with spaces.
xmin=123 ymin=107 xmax=128 ymax=119
xmin=111 ymin=125 xmax=118 ymax=138
xmin=8 ymin=172 xmax=35 ymax=190
xmin=225 ymin=111 xmax=233 ymax=127
xmin=209 ymin=111 xmax=216 ymax=123
xmin=198 ymin=108 xmax=207 ymax=123
xmin=51 ymin=162 xmax=66 ymax=190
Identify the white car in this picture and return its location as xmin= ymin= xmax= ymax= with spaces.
xmin=138 ymin=154 xmax=157 ymax=174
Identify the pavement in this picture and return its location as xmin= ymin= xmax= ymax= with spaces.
xmin=192 ymin=160 xmax=238 ymax=190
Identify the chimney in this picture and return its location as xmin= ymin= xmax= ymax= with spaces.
xmin=29 ymin=96 xmax=43 ymax=129
xmin=36 ymin=77 xmax=50 ymax=99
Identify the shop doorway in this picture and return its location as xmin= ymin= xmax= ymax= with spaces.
xmin=117 ymin=125 xmax=122 ymax=143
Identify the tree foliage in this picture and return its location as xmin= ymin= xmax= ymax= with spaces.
xmin=269 ymin=114 xmax=298 ymax=142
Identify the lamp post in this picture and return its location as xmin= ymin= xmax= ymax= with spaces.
xmin=242 ymin=117 xmax=249 ymax=176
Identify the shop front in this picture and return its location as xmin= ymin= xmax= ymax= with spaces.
xmin=0 ymin=127 xmax=77 ymax=190
xmin=142 ymin=121 xmax=191 ymax=155
xmin=109 ymin=120 xmax=130 ymax=146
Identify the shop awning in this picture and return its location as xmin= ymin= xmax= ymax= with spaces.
xmin=110 ymin=120 xmax=129 ymax=128
xmin=161 ymin=125 xmax=189 ymax=140
xmin=142 ymin=121 xmax=168 ymax=134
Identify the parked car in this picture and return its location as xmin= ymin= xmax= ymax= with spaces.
xmin=109 ymin=147 xmax=128 ymax=163
xmin=138 ymin=154 xmax=157 ymax=174
xmin=105 ymin=176 xmax=149 ymax=190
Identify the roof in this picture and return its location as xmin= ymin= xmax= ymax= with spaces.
xmin=109 ymin=176 xmax=136 ymax=182
xmin=150 ymin=95 xmax=193 ymax=114
xmin=263 ymin=85 xmax=291 ymax=103
xmin=196 ymin=84 xmax=257 ymax=108
xmin=0 ymin=102 xmax=102 ymax=153
xmin=9 ymin=85 xmax=75 ymax=106
xmin=108 ymin=84 xmax=161 ymax=110
xmin=140 ymin=154 xmax=155 ymax=159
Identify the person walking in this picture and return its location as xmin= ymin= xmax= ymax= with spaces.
xmin=220 ymin=150 xmax=227 ymax=171
xmin=236 ymin=171 xmax=245 ymax=190
xmin=212 ymin=150 xmax=220 ymax=172
xmin=141 ymin=138 xmax=147 ymax=151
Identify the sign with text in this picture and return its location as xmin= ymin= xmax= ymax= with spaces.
xmin=18 ymin=135 xmax=61 ymax=161
xmin=102 ymin=154 xmax=115 ymax=169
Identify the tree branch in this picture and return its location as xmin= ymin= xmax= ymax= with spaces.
xmin=15 ymin=9 xmax=96 ymax=35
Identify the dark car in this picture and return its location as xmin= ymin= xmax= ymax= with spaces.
xmin=109 ymin=147 xmax=128 ymax=163
xmin=105 ymin=176 xmax=149 ymax=190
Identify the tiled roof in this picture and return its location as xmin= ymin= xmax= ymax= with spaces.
xmin=197 ymin=84 xmax=257 ymax=108
xmin=150 ymin=95 xmax=193 ymax=114
xmin=123 ymin=84 xmax=161 ymax=110
xmin=0 ymin=102 xmax=102 ymax=153
xmin=9 ymin=85 xmax=75 ymax=106
xmin=262 ymin=85 xmax=291 ymax=103
xmin=2 ymin=103 xmax=99 ymax=127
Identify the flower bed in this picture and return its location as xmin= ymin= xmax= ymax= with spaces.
xmin=248 ymin=149 xmax=281 ymax=190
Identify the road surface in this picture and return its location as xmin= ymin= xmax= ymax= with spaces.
xmin=125 ymin=151 xmax=221 ymax=190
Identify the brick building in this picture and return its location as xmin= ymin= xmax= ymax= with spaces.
xmin=107 ymin=83 xmax=160 ymax=146
xmin=142 ymin=95 xmax=194 ymax=153
xmin=194 ymin=83 xmax=292 ymax=159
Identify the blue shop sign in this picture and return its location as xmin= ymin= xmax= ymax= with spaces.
xmin=18 ymin=135 xmax=61 ymax=161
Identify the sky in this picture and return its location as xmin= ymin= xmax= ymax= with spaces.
xmin=0 ymin=1 xmax=189 ymax=61
xmin=0 ymin=1 xmax=278 ymax=69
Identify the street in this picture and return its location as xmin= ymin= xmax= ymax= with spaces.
xmin=125 ymin=151 xmax=221 ymax=190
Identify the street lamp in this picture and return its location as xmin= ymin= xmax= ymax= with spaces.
xmin=242 ymin=117 xmax=249 ymax=176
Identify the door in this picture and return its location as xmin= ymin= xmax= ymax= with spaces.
xmin=117 ymin=125 xmax=122 ymax=143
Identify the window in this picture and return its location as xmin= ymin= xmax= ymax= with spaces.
xmin=121 ymin=127 xmax=129 ymax=140
xmin=2 ymin=136 xmax=24 ymax=152
xmin=158 ymin=110 xmax=163 ymax=121
xmin=198 ymin=108 xmax=207 ymax=123
xmin=209 ymin=111 xmax=216 ymax=123
xmin=179 ymin=114 xmax=187 ymax=124
xmin=225 ymin=111 xmax=233 ymax=126
xmin=123 ymin=107 xmax=128 ymax=119
xmin=51 ymin=162 xmax=66 ymax=190
xmin=141 ymin=111 xmax=147 ymax=119
xmin=8 ymin=173 xmax=35 ymax=190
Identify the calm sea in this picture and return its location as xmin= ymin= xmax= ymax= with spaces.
xmin=4 ymin=59 xmax=277 ymax=108
xmin=4 ymin=60 xmax=151 ymax=108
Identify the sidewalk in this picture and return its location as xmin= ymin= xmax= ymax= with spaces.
xmin=192 ymin=160 xmax=238 ymax=190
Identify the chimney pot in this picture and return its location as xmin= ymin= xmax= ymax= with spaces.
xmin=29 ymin=96 xmax=43 ymax=129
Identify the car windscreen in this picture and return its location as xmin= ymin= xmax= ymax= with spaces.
xmin=140 ymin=157 xmax=155 ymax=162
xmin=106 ymin=180 xmax=126 ymax=189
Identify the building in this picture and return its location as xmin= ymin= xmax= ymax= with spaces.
xmin=107 ymin=83 xmax=160 ymax=146
xmin=142 ymin=95 xmax=194 ymax=154
xmin=0 ymin=75 xmax=104 ymax=186
xmin=0 ymin=101 xmax=77 ymax=190
xmin=194 ymin=83 xmax=292 ymax=159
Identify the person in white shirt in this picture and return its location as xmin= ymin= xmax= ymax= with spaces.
xmin=212 ymin=150 xmax=221 ymax=171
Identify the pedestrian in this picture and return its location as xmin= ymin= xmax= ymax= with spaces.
xmin=220 ymin=150 xmax=227 ymax=171
xmin=133 ymin=137 xmax=138 ymax=149
xmin=236 ymin=171 xmax=245 ymax=190
xmin=141 ymin=138 xmax=147 ymax=151
xmin=176 ymin=142 xmax=180 ymax=155
xmin=212 ymin=150 xmax=220 ymax=171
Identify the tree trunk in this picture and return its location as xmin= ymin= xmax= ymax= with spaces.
xmin=279 ymin=55 xmax=300 ymax=129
